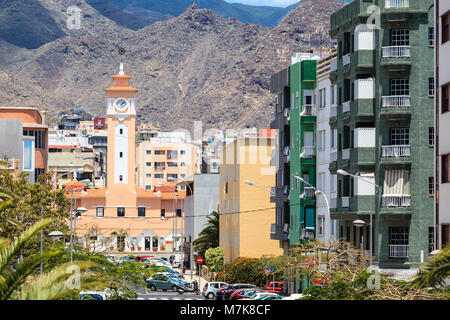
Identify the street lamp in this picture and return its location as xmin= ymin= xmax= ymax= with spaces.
xmin=245 ymin=180 xmax=275 ymax=195
xmin=64 ymin=179 xmax=90 ymax=262
xmin=337 ymin=169 xmax=379 ymax=266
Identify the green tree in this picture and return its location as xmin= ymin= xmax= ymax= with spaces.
xmin=0 ymin=169 xmax=70 ymax=256
xmin=0 ymin=219 xmax=99 ymax=300
xmin=411 ymin=244 xmax=450 ymax=289
xmin=193 ymin=211 xmax=219 ymax=258
xmin=205 ymin=247 xmax=224 ymax=272
xmin=111 ymin=229 xmax=128 ymax=252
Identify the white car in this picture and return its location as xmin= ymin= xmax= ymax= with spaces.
xmin=282 ymin=293 xmax=306 ymax=300
xmin=141 ymin=258 xmax=172 ymax=268
xmin=241 ymin=292 xmax=281 ymax=300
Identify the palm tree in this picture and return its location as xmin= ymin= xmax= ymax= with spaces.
xmin=111 ymin=229 xmax=128 ymax=252
xmin=193 ymin=211 xmax=219 ymax=258
xmin=0 ymin=218 xmax=99 ymax=300
xmin=411 ymin=245 xmax=450 ymax=289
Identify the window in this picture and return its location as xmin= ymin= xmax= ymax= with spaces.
xmin=119 ymin=152 xmax=123 ymax=158
xmin=176 ymin=209 xmax=182 ymax=217
xmin=23 ymin=140 xmax=34 ymax=170
xmin=429 ymin=127 xmax=435 ymax=146
xmin=331 ymin=129 xmax=337 ymax=149
xmin=391 ymin=29 xmax=409 ymax=46
xmin=318 ymin=130 xmax=326 ymax=151
xmin=442 ymin=154 xmax=450 ymax=183
xmin=119 ymin=175 xmax=123 ymax=182
xmin=389 ymin=227 xmax=409 ymax=246
xmin=96 ymin=207 xmax=104 ymax=217
xmin=145 ymin=185 xmax=151 ymax=190
xmin=180 ymin=162 xmax=186 ymax=167
xmin=429 ymin=78 xmax=435 ymax=96
xmin=119 ymin=129 xmax=123 ymax=135
xmin=155 ymin=150 xmax=165 ymax=155
xmin=429 ymin=27 xmax=435 ymax=46
xmin=429 ymin=177 xmax=434 ymax=196
xmin=146 ymin=150 xmax=151 ymax=155
xmin=390 ymin=79 xmax=409 ymax=96
xmin=160 ymin=209 xmax=165 ymax=218
xmin=138 ymin=207 xmax=146 ymax=217
xmin=167 ymin=162 xmax=178 ymax=167
xmin=331 ymin=85 xmax=335 ymax=105
xmin=429 ymin=227 xmax=435 ymax=254
xmin=442 ymin=84 xmax=449 ymax=113
xmin=180 ymin=150 xmax=186 ymax=155
xmin=180 ymin=174 xmax=186 ymax=178
xmin=442 ymin=12 xmax=450 ymax=44
xmin=390 ymin=128 xmax=409 ymax=145
xmin=146 ymin=173 xmax=151 ymax=178
xmin=167 ymin=174 xmax=178 ymax=179
xmin=155 ymin=174 xmax=164 ymax=178
xmin=117 ymin=207 xmax=125 ymax=217
xmin=23 ymin=130 xmax=44 ymax=149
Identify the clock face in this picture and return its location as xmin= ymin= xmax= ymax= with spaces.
xmin=115 ymin=98 xmax=128 ymax=112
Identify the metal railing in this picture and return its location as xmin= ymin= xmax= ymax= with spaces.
xmin=382 ymin=95 xmax=411 ymax=108
xmin=300 ymin=146 xmax=315 ymax=158
xmin=342 ymin=101 xmax=351 ymax=113
xmin=382 ymin=195 xmax=411 ymax=208
xmin=301 ymin=187 xmax=316 ymax=200
xmin=389 ymin=245 xmax=409 ymax=258
xmin=381 ymin=145 xmax=411 ymax=158
xmin=301 ymin=104 xmax=316 ymax=116
xmin=382 ymin=46 xmax=411 ymax=58
xmin=385 ymin=0 xmax=409 ymax=8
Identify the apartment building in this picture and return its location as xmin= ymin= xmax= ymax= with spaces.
xmin=435 ymin=0 xmax=450 ymax=249
xmin=219 ymin=135 xmax=282 ymax=263
xmin=315 ymin=51 xmax=339 ymax=244
xmin=137 ymin=132 xmax=196 ymax=191
xmin=289 ymin=57 xmax=318 ymax=245
xmin=0 ymin=107 xmax=48 ymax=183
xmin=329 ymin=0 xmax=435 ymax=268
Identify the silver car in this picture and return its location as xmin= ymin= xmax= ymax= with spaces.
xmin=202 ymin=282 xmax=228 ymax=299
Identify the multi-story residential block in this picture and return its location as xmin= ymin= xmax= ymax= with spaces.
xmin=219 ymin=134 xmax=282 ymax=263
xmin=435 ymin=0 xmax=450 ymax=249
xmin=289 ymin=57 xmax=318 ymax=245
xmin=0 ymin=107 xmax=48 ymax=183
xmin=315 ymin=50 xmax=339 ymax=244
xmin=137 ymin=132 xmax=196 ymax=191
xmin=329 ymin=0 xmax=435 ymax=268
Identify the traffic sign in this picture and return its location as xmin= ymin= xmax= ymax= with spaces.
xmin=196 ymin=256 xmax=204 ymax=264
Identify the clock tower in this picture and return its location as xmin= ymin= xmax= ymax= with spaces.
xmin=105 ymin=63 xmax=138 ymax=189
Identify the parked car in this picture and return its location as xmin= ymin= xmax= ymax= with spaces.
xmin=117 ymin=255 xmax=137 ymax=263
xmin=202 ymin=282 xmax=228 ymax=299
xmin=161 ymin=268 xmax=184 ymax=278
xmin=169 ymin=254 xmax=183 ymax=268
xmin=241 ymin=292 xmax=282 ymax=300
xmin=230 ymin=288 xmax=264 ymax=300
xmin=282 ymin=293 xmax=306 ymax=300
xmin=104 ymin=255 xmax=118 ymax=265
xmin=80 ymin=291 xmax=107 ymax=300
xmin=136 ymin=255 xmax=155 ymax=261
xmin=141 ymin=257 xmax=172 ymax=268
xmin=263 ymin=281 xmax=284 ymax=293
xmin=216 ymin=284 xmax=256 ymax=300
xmin=146 ymin=274 xmax=183 ymax=292
xmin=258 ymin=294 xmax=284 ymax=300
xmin=157 ymin=271 xmax=184 ymax=279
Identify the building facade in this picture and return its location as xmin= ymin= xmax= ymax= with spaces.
xmin=219 ymin=135 xmax=282 ymax=263
xmin=330 ymin=0 xmax=435 ymax=268
xmin=435 ymin=0 xmax=450 ymax=249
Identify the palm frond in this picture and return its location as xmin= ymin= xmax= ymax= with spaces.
xmin=411 ymin=245 xmax=450 ymax=289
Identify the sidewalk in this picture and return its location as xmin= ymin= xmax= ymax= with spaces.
xmin=178 ymin=267 xmax=209 ymax=289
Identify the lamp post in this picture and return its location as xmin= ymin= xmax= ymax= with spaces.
xmin=64 ymin=179 xmax=90 ymax=263
xmin=293 ymin=175 xmax=331 ymax=241
xmin=337 ymin=169 xmax=379 ymax=266
xmin=244 ymin=180 xmax=275 ymax=195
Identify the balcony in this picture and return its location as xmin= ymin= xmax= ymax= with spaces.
xmin=330 ymin=197 xmax=337 ymax=209
xmin=283 ymin=146 xmax=290 ymax=163
xmin=154 ymin=166 xmax=166 ymax=171
xmin=270 ymin=223 xmax=289 ymax=241
xmin=382 ymin=96 xmax=411 ymax=108
xmin=385 ymin=0 xmax=409 ymax=9
xmin=389 ymin=245 xmax=409 ymax=258
xmin=342 ymin=101 xmax=351 ymax=113
xmin=342 ymin=197 xmax=350 ymax=208
xmin=330 ymin=60 xmax=337 ymax=72
xmin=330 ymin=104 xmax=337 ymax=117
xmin=301 ymin=187 xmax=316 ymax=200
xmin=300 ymin=146 xmax=315 ymax=159
xmin=381 ymin=145 xmax=411 ymax=158
xmin=382 ymin=195 xmax=411 ymax=208
xmin=381 ymin=96 xmax=411 ymax=121
xmin=342 ymin=54 xmax=351 ymax=67
xmin=382 ymin=46 xmax=411 ymax=58
xmin=301 ymin=104 xmax=316 ymax=117
xmin=342 ymin=149 xmax=350 ymax=160
xmin=330 ymin=151 xmax=337 ymax=162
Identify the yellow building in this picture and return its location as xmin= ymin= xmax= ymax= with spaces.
xmin=219 ymin=134 xmax=282 ymax=263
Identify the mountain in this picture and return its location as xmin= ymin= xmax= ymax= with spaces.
xmin=0 ymin=0 xmax=345 ymax=130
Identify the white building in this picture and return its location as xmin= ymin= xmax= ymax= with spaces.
xmin=315 ymin=51 xmax=338 ymax=244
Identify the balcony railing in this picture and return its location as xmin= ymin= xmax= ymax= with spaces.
xmin=382 ymin=195 xmax=411 ymax=208
xmin=385 ymin=0 xmax=409 ymax=9
xmin=301 ymin=104 xmax=316 ymax=116
xmin=389 ymin=245 xmax=409 ymax=258
xmin=342 ymin=149 xmax=350 ymax=160
xmin=330 ymin=151 xmax=337 ymax=162
xmin=342 ymin=54 xmax=351 ymax=66
xmin=381 ymin=145 xmax=411 ymax=158
xmin=330 ymin=60 xmax=337 ymax=72
xmin=301 ymin=187 xmax=316 ymax=200
xmin=300 ymin=146 xmax=315 ymax=158
xmin=382 ymin=46 xmax=411 ymax=58
xmin=342 ymin=197 xmax=350 ymax=208
xmin=342 ymin=101 xmax=350 ymax=113
xmin=382 ymin=95 xmax=411 ymax=108
xmin=330 ymin=198 xmax=337 ymax=209
xmin=154 ymin=166 xmax=166 ymax=171
xmin=331 ymin=104 xmax=337 ymax=117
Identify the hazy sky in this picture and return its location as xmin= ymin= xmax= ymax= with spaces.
xmin=224 ymin=0 xmax=299 ymax=8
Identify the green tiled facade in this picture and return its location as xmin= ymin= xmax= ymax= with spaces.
xmin=288 ymin=60 xmax=317 ymax=245
xmin=329 ymin=0 xmax=435 ymax=268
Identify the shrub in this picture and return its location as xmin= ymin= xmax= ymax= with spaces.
xmin=205 ymin=247 xmax=224 ymax=272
